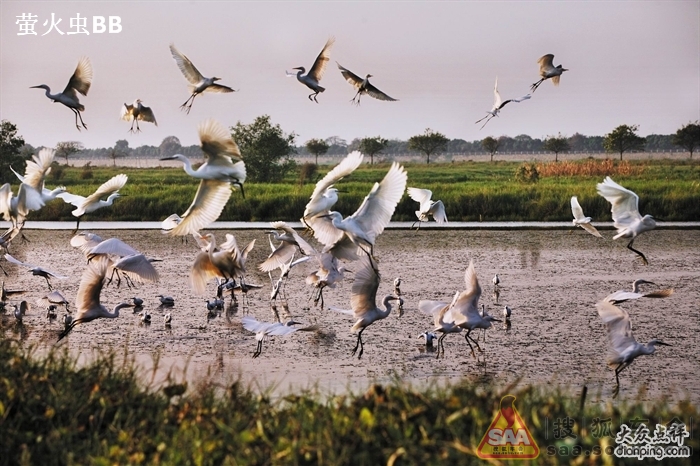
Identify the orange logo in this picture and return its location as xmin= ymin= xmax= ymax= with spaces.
xmin=476 ymin=395 xmax=539 ymax=459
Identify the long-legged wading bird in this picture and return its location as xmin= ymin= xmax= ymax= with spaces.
xmin=603 ymin=279 xmax=674 ymax=305
xmin=288 ymin=37 xmax=334 ymax=103
xmin=597 ymin=176 xmax=656 ymax=265
xmin=419 ymin=291 xmax=462 ymax=359
xmin=10 ymin=148 xmax=67 ymax=208
xmin=570 ymin=196 xmax=603 ymax=238
xmin=451 ymin=261 xmax=501 ymax=358
xmin=596 ymin=300 xmax=670 ymax=397
xmin=57 ymin=174 xmax=128 ymax=231
xmin=170 ymin=43 xmax=235 ymax=114
xmin=530 ymin=54 xmax=568 ymax=93
xmin=162 ymin=120 xmax=245 ymax=236
xmin=475 ymin=77 xmax=531 ymax=129
xmin=241 ymin=316 xmax=317 ymax=358
xmin=407 ymin=187 xmax=447 ymax=230
xmin=31 ymin=57 xmax=93 ymax=130
xmin=58 ymin=258 xmax=133 ymax=341
xmin=190 ymin=233 xmax=255 ymax=297
xmin=336 ymin=62 xmax=397 ymax=105
xmin=330 ymin=258 xmax=402 ymax=359
xmin=37 ymin=290 xmax=70 ymax=312
xmin=4 ymin=253 xmax=67 ymax=290
xmin=121 ymin=99 xmax=157 ymax=133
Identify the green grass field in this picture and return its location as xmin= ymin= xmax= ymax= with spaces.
xmin=30 ymin=158 xmax=700 ymax=223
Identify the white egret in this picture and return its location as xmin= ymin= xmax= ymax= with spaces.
xmin=57 ymin=174 xmax=128 ymax=231
xmin=58 ymin=258 xmax=133 ymax=341
xmin=419 ymin=291 xmax=463 ymax=359
xmin=36 ymin=290 xmax=70 ymax=312
xmin=170 ymin=43 xmax=235 ymax=114
xmin=162 ymin=120 xmax=245 ymax=236
xmin=4 ymin=253 xmax=67 ymax=290
xmin=330 ymin=258 xmax=402 ymax=359
xmin=393 ymin=277 xmax=401 ymax=295
xmin=288 ymin=37 xmax=334 ymax=103
xmin=503 ymin=305 xmax=512 ymax=320
xmin=160 ymin=213 xmax=182 ymax=234
xmin=451 ymin=261 xmax=501 ymax=358
xmin=603 ymin=279 xmax=674 ymax=305
xmin=190 ymin=233 xmax=255 ymax=296
xmin=597 ymin=176 xmax=656 ymax=265
xmin=0 ymin=183 xmax=37 ymax=234
xmin=270 ymin=254 xmax=311 ymax=303
xmin=493 ymin=274 xmax=500 ymax=288
xmin=475 ymin=77 xmax=531 ymax=129
xmin=121 ymin=99 xmax=157 ymax=133
xmin=31 ymin=56 xmax=92 ymax=130
xmin=10 ymin=148 xmax=66 ymax=208
xmin=418 ymin=332 xmax=437 ymax=353
xmin=407 ymin=187 xmax=447 ymax=229
xmin=570 ymin=196 xmax=603 ymax=238
xmin=241 ymin=316 xmax=317 ymax=358
xmin=302 ymin=151 xmax=364 ymax=225
xmin=530 ymin=54 xmax=568 ymax=92
xmin=258 ymin=221 xmax=303 ymax=274
xmin=336 ymin=62 xmax=398 ymax=105
xmin=74 ymin=235 xmax=160 ymax=287
xmin=140 ymin=309 xmax=152 ymax=324
xmin=157 ymin=295 xmax=175 ymax=306
xmin=164 ymin=313 xmax=172 ymax=326
xmin=596 ymin=300 xmax=670 ymax=397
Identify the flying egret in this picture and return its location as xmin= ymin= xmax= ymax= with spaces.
xmin=302 ymin=151 xmax=364 ymax=226
xmin=288 ymin=37 xmax=334 ymax=103
xmin=475 ymin=77 xmax=531 ymax=129
xmin=190 ymin=233 xmax=255 ymax=297
xmin=169 ymin=43 xmax=235 ymax=114
xmin=419 ymin=291 xmax=463 ymax=359
xmin=603 ymin=279 xmax=674 ymax=305
xmin=258 ymin=221 xmax=304 ymax=274
xmin=4 ymin=253 xmax=67 ymax=290
xmin=121 ymin=99 xmax=157 ymax=133
xmin=451 ymin=261 xmax=501 ymax=358
xmin=596 ymin=300 xmax=670 ymax=397
xmin=307 ymin=162 xmax=407 ymax=264
xmin=241 ymin=316 xmax=317 ymax=358
xmin=330 ymin=258 xmax=402 ymax=359
xmin=162 ymin=120 xmax=245 ymax=236
xmin=58 ymin=258 xmax=133 ymax=341
xmin=270 ymin=254 xmax=311 ymax=303
xmin=10 ymin=148 xmax=66 ymax=208
xmin=597 ymin=176 xmax=656 ymax=265
xmin=570 ymin=196 xmax=603 ymax=238
xmin=31 ymin=57 xmax=93 ymax=130
xmin=37 ymin=290 xmax=70 ymax=312
xmin=0 ymin=183 xmax=38 ymax=235
xmin=336 ymin=62 xmax=398 ymax=105
xmin=530 ymin=54 xmax=568 ymax=93
xmin=57 ymin=174 xmax=128 ymax=231
xmin=407 ymin=187 xmax=447 ymax=230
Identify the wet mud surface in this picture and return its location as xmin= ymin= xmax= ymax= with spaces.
xmin=2 ymin=228 xmax=698 ymax=403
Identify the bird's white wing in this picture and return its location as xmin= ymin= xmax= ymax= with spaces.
xmin=17 ymin=184 xmax=44 ymax=214
xmin=364 ymin=82 xmax=397 ymax=102
xmin=307 ymin=214 xmax=345 ymax=248
xmin=595 ymin=300 xmax=637 ymax=360
xmin=160 ymin=213 xmax=182 ymax=234
xmin=267 ymin=325 xmax=300 ymax=337
xmin=418 ymin=299 xmax=448 ymax=317
xmin=603 ymin=290 xmax=643 ymax=304
xmin=429 ymin=200 xmax=447 ymax=224
xmin=198 ymin=119 xmax=242 ymax=162
xmin=258 ymin=242 xmax=297 ymax=273
xmin=75 ymin=257 xmax=109 ymax=317
xmin=307 ymin=151 xmax=364 ymax=212
xmin=537 ymin=54 xmax=556 ymax=72
xmin=70 ymin=232 xmax=104 ymax=256
xmin=596 ymin=177 xmax=642 ymax=229
xmin=83 ymin=174 xmax=128 ymax=206
xmin=580 ymin=223 xmax=603 ymax=238
xmin=407 ymin=187 xmax=432 ymax=205
xmin=89 ymin=237 xmax=140 ymax=257
xmin=219 ymin=233 xmax=238 ymax=252
xmin=189 ymin=252 xmax=222 ymax=295
xmin=170 ymin=179 xmax=232 ymax=236
xmin=350 ymin=258 xmax=380 ymax=318
xmin=452 ymin=260 xmax=482 ymax=321
xmin=64 ymin=56 xmax=93 ymax=98
xmin=205 ymin=83 xmax=235 ymax=94
xmin=56 ymin=191 xmax=86 ymax=208
xmin=120 ymin=103 xmax=134 ymax=121
xmin=0 ymin=184 xmax=13 ymax=221
xmin=492 ymin=77 xmax=502 ymax=109
xmin=138 ymin=105 xmax=157 ymax=125
xmin=570 ymin=196 xmax=586 ymax=221
xmin=241 ymin=316 xmax=269 ymax=333
xmin=113 ymin=254 xmax=159 ymax=282
xmin=307 ymin=37 xmax=335 ymax=82
xmin=23 ymin=148 xmax=55 ymax=190
xmin=337 ymin=62 xmax=363 ymax=89
xmin=349 ymin=162 xmax=407 ymax=243
xmin=170 ymin=44 xmax=205 ymax=85
xmin=4 ymin=253 xmax=36 ymax=269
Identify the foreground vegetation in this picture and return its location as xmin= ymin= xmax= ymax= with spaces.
xmin=0 ymin=340 xmax=696 ymax=465
xmin=26 ymin=158 xmax=700 ymax=222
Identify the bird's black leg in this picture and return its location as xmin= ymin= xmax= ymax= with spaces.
xmin=135 ymin=120 xmax=141 ymax=133
xmin=436 ymin=333 xmax=446 ymax=359
xmin=252 ymin=340 xmax=262 ymax=358
xmin=76 ymin=110 xmax=88 ymax=130
xmin=468 ymin=332 xmax=483 ymax=352
xmin=626 ymin=239 xmax=649 ymax=266
xmin=352 ymin=327 xmax=365 ymax=358
xmin=613 ymin=362 xmax=629 ymax=398
xmin=464 ymin=330 xmax=476 ymax=358
xmin=70 ymin=108 xmax=82 ymax=131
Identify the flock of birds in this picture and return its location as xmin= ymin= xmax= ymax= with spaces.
xmin=1 ymin=41 xmax=675 ymax=398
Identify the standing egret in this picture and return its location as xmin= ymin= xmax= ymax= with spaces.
xmin=407 ymin=187 xmax=447 ymax=229
xmin=419 ymin=291 xmax=463 ymax=359
xmin=336 ymin=62 xmax=398 ymax=105
xmin=4 ymin=254 xmax=67 ymax=290
xmin=530 ymin=54 xmax=568 ymax=92
xmin=58 ymin=258 xmax=133 ymax=341
xmin=121 ymin=99 xmax=157 ymax=133
xmin=475 ymin=77 xmax=531 ymax=129
xmin=330 ymin=258 xmax=402 ymax=359
xmin=241 ymin=316 xmax=317 ymax=358
xmin=503 ymin=306 xmax=512 ymax=321
xmin=597 ymin=176 xmax=656 ymax=265
xmin=170 ymin=43 xmax=235 ymax=114
xmin=393 ymin=277 xmax=401 ymax=295
xmin=288 ymin=37 xmax=334 ymax=103
xmin=595 ymin=300 xmax=670 ymax=397
xmin=31 ymin=57 xmax=93 ymax=130
xmin=57 ymin=174 xmax=128 ymax=231
xmin=164 ymin=313 xmax=172 ymax=327
xmin=162 ymin=120 xmax=245 ymax=236
xmin=493 ymin=274 xmax=500 ymax=288
xmin=603 ymin=279 xmax=674 ymax=305
xmin=451 ymin=261 xmax=501 ymax=358
xmin=570 ymin=196 xmax=603 ymax=238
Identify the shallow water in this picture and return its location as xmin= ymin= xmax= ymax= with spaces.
xmin=2 ymin=228 xmax=698 ymax=403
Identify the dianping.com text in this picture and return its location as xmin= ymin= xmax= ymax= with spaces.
xmin=16 ymin=13 xmax=122 ymax=36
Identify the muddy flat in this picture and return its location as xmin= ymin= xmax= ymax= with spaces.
xmin=2 ymin=228 xmax=698 ymax=403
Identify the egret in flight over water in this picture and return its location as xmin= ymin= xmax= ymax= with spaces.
xmin=288 ymin=37 xmax=334 ymax=103
xmin=4 ymin=253 xmax=67 ymax=290
xmin=241 ymin=316 xmax=317 ymax=358
xmin=570 ymin=196 xmax=603 ymax=238
xmin=530 ymin=54 xmax=568 ymax=92
xmin=121 ymin=99 xmax=157 ymax=133
xmin=603 ymin=279 xmax=674 ymax=305
xmin=407 ymin=187 xmax=447 ymax=230
xmin=597 ymin=176 xmax=656 ymax=265
xmin=336 ymin=62 xmax=398 ymax=105
xmin=31 ymin=56 xmax=93 ymax=130
xmin=475 ymin=77 xmax=531 ymax=129
xmin=419 ymin=291 xmax=462 ymax=359
xmin=58 ymin=174 xmax=128 ymax=231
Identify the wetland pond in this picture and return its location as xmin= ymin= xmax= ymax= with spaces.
xmin=2 ymin=227 xmax=699 ymax=404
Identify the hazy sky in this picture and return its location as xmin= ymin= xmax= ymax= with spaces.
xmin=1 ymin=1 xmax=698 ymax=149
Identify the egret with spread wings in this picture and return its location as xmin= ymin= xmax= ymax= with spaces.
xmin=337 ymin=62 xmax=397 ymax=105
xmin=288 ymin=37 xmax=334 ymax=103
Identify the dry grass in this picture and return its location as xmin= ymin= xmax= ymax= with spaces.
xmin=536 ymin=159 xmax=644 ymax=177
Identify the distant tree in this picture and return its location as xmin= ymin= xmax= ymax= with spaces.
xmin=115 ymin=139 xmax=130 ymax=153
xmin=568 ymin=133 xmax=585 ymax=152
xmin=231 ymin=115 xmax=296 ymax=182
xmin=408 ymin=128 xmax=448 ymax=164
xmin=481 ymin=136 xmax=499 ymax=162
xmin=358 ymin=136 xmax=389 ymax=165
xmin=672 ymin=122 xmax=700 ymax=158
xmin=603 ymin=124 xmax=646 ymax=160
xmin=159 ymin=136 xmax=182 ymax=157
xmin=108 ymin=140 xmax=130 ymax=167
xmin=543 ymin=133 xmax=570 ymax=162
xmin=0 ymin=120 xmax=26 ymax=183
xmin=305 ymin=138 xmax=329 ymax=165
xmin=55 ymin=141 xmax=83 ymax=165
